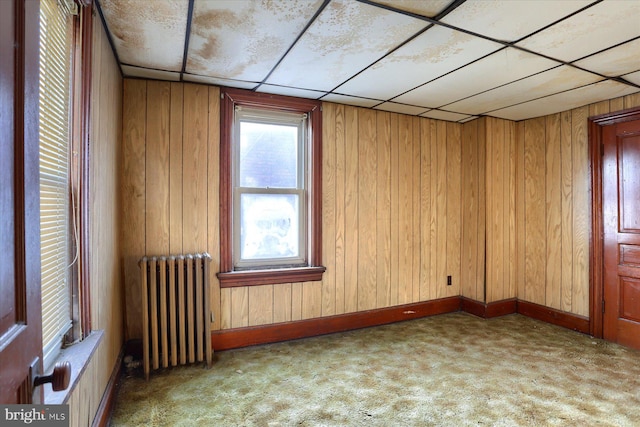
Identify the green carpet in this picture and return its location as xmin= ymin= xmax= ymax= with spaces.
xmin=111 ymin=313 xmax=640 ymax=426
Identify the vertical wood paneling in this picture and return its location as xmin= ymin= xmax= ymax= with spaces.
xmin=344 ymin=106 xmax=359 ymax=313
xmin=485 ymin=118 xmax=494 ymax=301
xmin=302 ymin=281 xmax=322 ymax=319
xmin=446 ymin=121 xmax=461 ymax=298
xmin=322 ymin=103 xmax=337 ymax=317
xmin=334 ymin=104 xmax=346 ymax=315
xmin=420 ymin=118 xmax=433 ymax=301
xmin=121 ymin=79 xmax=146 ymax=340
xmin=435 ymin=121 xmax=448 ymax=298
xmin=273 ymin=283 xmax=292 ymax=323
xmin=207 ymin=86 xmax=221 ymax=331
xmin=515 ymin=121 xmax=526 ymax=302
xmin=412 ymin=118 xmax=422 ymax=302
xmin=571 ymin=106 xmax=590 ymax=316
xmin=507 ymin=120 xmax=517 ymax=299
xmin=477 ymin=119 xmax=487 ymax=301
xmin=357 ymin=109 xmax=377 ymax=311
xmin=230 ymin=287 xmax=249 ymax=328
xmin=560 ymin=110 xmax=574 ymax=312
xmin=624 ymin=92 xmax=640 ymax=109
xmin=390 ymin=113 xmax=400 ymax=306
xmin=376 ymin=111 xmax=391 ymax=308
xmin=248 ymin=285 xmax=274 ymax=326
xmin=169 ymin=83 xmax=183 ymax=254
xmin=397 ymin=114 xmax=413 ymax=304
xmin=145 ymin=81 xmax=170 ymax=255
xmin=428 ymin=118 xmax=439 ymax=300
xmin=291 ymin=282 xmax=303 ymax=321
xmin=219 ymin=288 xmax=231 ymax=329
xmin=524 ymin=117 xmax=546 ymax=305
xmin=545 ymin=113 xmax=562 ymax=310
xmin=461 ymin=120 xmax=478 ymax=300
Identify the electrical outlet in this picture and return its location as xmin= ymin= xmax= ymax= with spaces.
xmin=447 ymin=275 xmax=452 ymax=286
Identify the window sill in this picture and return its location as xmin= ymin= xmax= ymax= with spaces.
xmin=218 ymin=266 xmax=326 ymax=288
xmin=44 ymin=330 xmax=103 ymax=404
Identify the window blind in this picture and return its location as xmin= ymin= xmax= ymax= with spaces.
xmin=39 ymin=0 xmax=74 ymax=369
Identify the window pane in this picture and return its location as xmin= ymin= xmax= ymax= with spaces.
xmin=239 ymin=121 xmax=298 ymax=188
xmin=240 ymin=194 xmax=299 ymax=260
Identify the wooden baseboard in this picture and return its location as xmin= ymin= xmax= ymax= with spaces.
xmin=461 ymin=297 xmax=517 ymax=318
xmin=91 ymin=345 xmax=125 ymax=427
xmin=517 ymin=300 xmax=590 ymax=334
xmin=211 ymin=297 xmax=461 ymax=351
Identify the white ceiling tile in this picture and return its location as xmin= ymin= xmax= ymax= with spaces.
xmin=490 ymin=80 xmax=640 ymax=121
xmin=265 ymin=0 xmax=427 ymax=91
xmin=573 ymin=37 xmax=640 ymax=77
xmin=256 ymin=85 xmax=325 ymax=100
xmin=517 ymin=1 xmax=640 ymax=62
xmin=419 ymin=110 xmax=471 ymax=122
xmin=394 ymin=48 xmax=558 ymax=108
xmin=369 ymin=0 xmax=452 ymax=17
xmin=623 ymin=71 xmax=640 ymax=86
xmin=336 ymin=26 xmax=502 ymax=101
xmin=441 ymin=0 xmax=593 ymax=42
xmin=459 ymin=116 xmax=480 ymax=124
xmin=321 ymin=94 xmax=382 ymax=108
xmin=187 ymin=0 xmax=323 ymax=81
xmin=99 ymin=0 xmax=188 ymax=71
xmin=182 ymin=74 xmax=257 ymax=89
xmin=374 ymin=102 xmax=428 ymax=115
xmin=445 ymin=65 xmax=602 ymax=115
xmin=121 ymin=65 xmax=181 ymax=81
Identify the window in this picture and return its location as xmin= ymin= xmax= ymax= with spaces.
xmin=38 ymin=0 xmax=87 ymax=370
xmin=218 ymin=89 xmax=325 ymax=287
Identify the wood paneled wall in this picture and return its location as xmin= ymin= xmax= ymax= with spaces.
xmin=514 ymin=92 xmax=640 ymax=317
xmin=66 ymin=11 xmax=123 ymax=426
xmin=121 ymin=84 xmax=463 ymax=337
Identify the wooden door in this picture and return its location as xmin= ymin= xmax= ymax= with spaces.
xmin=0 ymin=0 xmax=43 ymax=403
xmin=602 ymin=118 xmax=640 ymax=350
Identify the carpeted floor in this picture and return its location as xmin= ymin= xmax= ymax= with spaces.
xmin=110 ymin=313 xmax=640 ymax=426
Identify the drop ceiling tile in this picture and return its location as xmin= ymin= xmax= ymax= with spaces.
xmin=517 ymin=1 xmax=640 ymax=62
xmin=187 ymin=0 xmax=324 ymax=81
xmin=573 ymin=37 xmax=640 ymax=77
xmin=99 ymin=0 xmax=188 ymax=71
xmin=445 ymin=65 xmax=602 ymax=115
xmin=265 ymin=0 xmax=428 ymax=92
xmin=441 ymin=0 xmax=593 ymax=42
xmin=490 ymin=80 xmax=639 ymax=121
xmin=121 ymin=65 xmax=181 ymax=81
xmin=419 ymin=110 xmax=471 ymax=122
xmin=374 ymin=102 xmax=428 ymax=115
xmin=368 ymin=0 xmax=452 ymax=17
xmin=256 ymin=85 xmax=326 ymax=100
xmin=336 ymin=26 xmax=502 ymax=101
xmin=182 ymin=74 xmax=257 ymax=90
xmin=459 ymin=116 xmax=480 ymax=124
xmin=623 ymin=71 xmax=640 ymax=86
xmin=394 ymin=47 xmax=558 ymax=108
xmin=321 ymin=94 xmax=382 ymax=108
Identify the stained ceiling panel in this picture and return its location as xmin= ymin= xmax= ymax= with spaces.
xmin=264 ymin=0 xmax=427 ymax=91
xmin=393 ymin=47 xmax=559 ymax=109
xmin=187 ymin=0 xmax=324 ymax=81
xmin=99 ymin=0 xmax=188 ymax=71
xmin=335 ymin=25 xmax=502 ymax=101
xmin=445 ymin=65 xmax=602 ymax=115
xmin=573 ymin=37 xmax=640 ymax=77
xmin=516 ymin=0 xmax=640 ymax=63
xmin=440 ymin=0 xmax=594 ymax=42
xmin=490 ymin=80 xmax=639 ymax=121
xmin=97 ymin=0 xmax=640 ymax=122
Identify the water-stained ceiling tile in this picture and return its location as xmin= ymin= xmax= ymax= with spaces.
xmin=624 ymin=71 xmax=640 ymax=86
xmin=99 ymin=0 xmax=188 ymax=71
xmin=256 ymin=85 xmax=326 ymax=100
xmin=187 ymin=0 xmax=324 ymax=81
xmin=573 ymin=37 xmax=640 ymax=77
xmin=445 ymin=65 xmax=602 ymax=115
xmin=321 ymin=94 xmax=382 ymax=108
xmin=182 ymin=74 xmax=258 ymax=90
xmin=121 ymin=65 xmax=181 ymax=81
xmin=393 ymin=47 xmax=559 ymax=109
xmin=336 ymin=25 xmax=502 ymax=101
xmin=490 ymin=80 xmax=639 ymax=121
xmin=516 ymin=1 xmax=640 ymax=63
xmin=265 ymin=0 xmax=428 ymax=92
xmin=374 ymin=102 xmax=428 ymax=115
xmin=368 ymin=0 xmax=452 ymax=18
xmin=440 ymin=0 xmax=593 ymax=42
xmin=419 ymin=109 xmax=471 ymax=122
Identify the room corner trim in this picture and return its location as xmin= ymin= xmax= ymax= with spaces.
xmin=211 ymin=297 xmax=461 ymax=351
xmin=461 ymin=297 xmax=517 ymax=318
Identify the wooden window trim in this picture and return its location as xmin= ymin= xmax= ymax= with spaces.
xmin=218 ymin=88 xmax=324 ymax=288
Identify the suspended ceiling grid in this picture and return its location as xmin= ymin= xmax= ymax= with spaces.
xmin=96 ymin=0 xmax=640 ymax=122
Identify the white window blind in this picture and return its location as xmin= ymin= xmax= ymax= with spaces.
xmin=39 ymin=0 xmax=74 ymax=369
